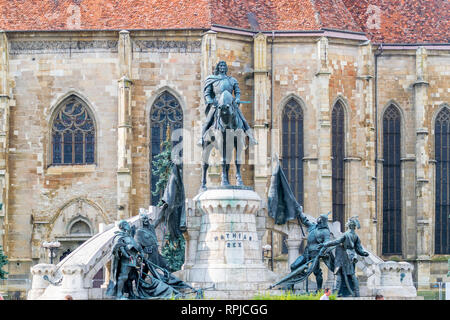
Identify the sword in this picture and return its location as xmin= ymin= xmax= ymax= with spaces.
xmin=136 ymin=257 xmax=144 ymax=292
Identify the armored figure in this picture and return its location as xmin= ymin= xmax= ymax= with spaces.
xmin=135 ymin=212 xmax=169 ymax=271
xmin=290 ymin=207 xmax=334 ymax=291
xmin=106 ymin=220 xmax=143 ymax=299
xmin=320 ymin=216 xmax=369 ymax=297
xmin=198 ymin=60 xmax=257 ymax=147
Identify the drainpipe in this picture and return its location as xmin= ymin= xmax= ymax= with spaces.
xmin=374 ymin=43 xmax=383 ymax=223
xmin=270 ymin=31 xmax=275 ymax=166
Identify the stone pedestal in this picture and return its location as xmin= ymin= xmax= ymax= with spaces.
xmin=360 ymin=260 xmax=417 ymax=298
xmin=179 ymin=187 xmax=277 ymax=299
xmin=27 ymin=264 xmax=57 ymax=300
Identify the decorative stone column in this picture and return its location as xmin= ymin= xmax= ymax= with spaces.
xmin=314 ymin=37 xmax=332 ymax=217
xmin=286 ymin=238 xmax=302 ymax=267
xmin=200 ymin=31 xmax=221 ymax=185
xmin=183 ymin=187 xmax=277 ymax=299
xmin=0 ymin=31 xmax=10 ymax=248
xmin=101 ymin=260 xmax=111 ymax=289
xmin=355 ymin=41 xmax=377 ymax=252
xmin=116 ymin=31 xmax=133 ymax=220
xmin=412 ymin=47 xmax=432 ymax=287
xmin=183 ymin=229 xmax=200 ymax=269
xmin=252 ymin=33 xmax=270 ymax=198
xmin=179 ymin=199 xmax=201 ymax=271
xmin=117 ymin=76 xmax=133 ymax=220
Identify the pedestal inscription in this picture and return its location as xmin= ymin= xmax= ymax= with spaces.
xmin=181 ymin=187 xmax=277 ymax=299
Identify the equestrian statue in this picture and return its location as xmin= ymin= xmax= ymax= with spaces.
xmin=199 ymin=60 xmax=257 ymax=191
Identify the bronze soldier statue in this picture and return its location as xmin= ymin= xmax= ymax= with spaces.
xmin=289 ymin=207 xmax=335 ymax=291
xmin=106 ymin=220 xmax=143 ymax=299
xmin=198 ymin=60 xmax=257 ymax=147
xmin=319 ymin=216 xmax=369 ymax=297
xmin=269 ymin=207 xmax=335 ymax=291
xmin=135 ymin=212 xmax=169 ymax=271
xmin=107 ymin=218 xmax=200 ymax=299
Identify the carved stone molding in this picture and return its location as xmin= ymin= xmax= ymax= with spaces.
xmin=30 ymin=263 xmax=57 ymax=276
xmin=132 ymin=40 xmax=201 ymax=53
xmin=61 ymin=263 xmax=86 ymax=276
xmin=9 ymin=40 xmax=118 ymax=54
xmin=379 ymin=261 xmax=414 ymax=272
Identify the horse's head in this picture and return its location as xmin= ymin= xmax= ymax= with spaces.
xmin=216 ymin=91 xmax=234 ymax=128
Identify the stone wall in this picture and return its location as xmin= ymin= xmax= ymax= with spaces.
xmin=6 ymin=32 xmax=121 ymax=276
xmin=0 ymin=28 xmax=449 ymax=289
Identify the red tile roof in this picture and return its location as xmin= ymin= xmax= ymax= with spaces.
xmin=210 ymin=0 xmax=321 ymax=31
xmin=312 ymin=0 xmax=361 ymax=33
xmin=0 ymin=0 xmax=212 ymax=31
xmin=342 ymin=0 xmax=450 ymax=43
xmin=0 ymin=0 xmax=447 ymax=44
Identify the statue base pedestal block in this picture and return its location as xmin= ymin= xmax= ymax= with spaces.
xmin=178 ymin=187 xmax=278 ymax=299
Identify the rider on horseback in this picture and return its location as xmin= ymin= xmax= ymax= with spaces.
xmin=197 ymin=60 xmax=258 ymax=147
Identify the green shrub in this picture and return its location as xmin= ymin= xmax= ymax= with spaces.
xmin=254 ymin=290 xmax=337 ymax=300
xmin=0 ymin=245 xmax=8 ymax=280
xmin=161 ymin=233 xmax=185 ymax=272
xmin=417 ymin=290 xmax=440 ymax=300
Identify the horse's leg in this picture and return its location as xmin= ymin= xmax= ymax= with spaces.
xmin=235 ymin=135 xmax=244 ymax=186
xmin=220 ymin=132 xmax=230 ymax=187
xmin=235 ymin=162 xmax=243 ymax=186
xmin=221 ymin=162 xmax=230 ymax=187
xmin=201 ymin=162 xmax=209 ymax=191
xmin=200 ymin=141 xmax=213 ymax=192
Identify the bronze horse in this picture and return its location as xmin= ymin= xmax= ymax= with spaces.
xmin=200 ymin=91 xmax=246 ymax=191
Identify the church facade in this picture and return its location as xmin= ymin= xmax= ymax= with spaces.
xmin=0 ymin=0 xmax=449 ymax=291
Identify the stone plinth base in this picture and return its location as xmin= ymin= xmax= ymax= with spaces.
xmin=179 ymin=187 xmax=279 ymax=299
xmin=179 ymin=264 xmax=277 ymax=299
xmin=359 ymin=260 xmax=418 ymax=298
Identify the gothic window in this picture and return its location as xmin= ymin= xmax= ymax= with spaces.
xmin=332 ymin=101 xmax=345 ymax=231
xmin=150 ymin=91 xmax=183 ymax=205
xmin=51 ymin=95 xmax=95 ymax=165
xmin=435 ymin=107 xmax=450 ymax=254
xmin=282 ymin=98 xmax=304 ymax=204
xmin=382 ymin=105 xmax=402 ymax=255
xmin=69 ymin=220 xmax=92 ymax=235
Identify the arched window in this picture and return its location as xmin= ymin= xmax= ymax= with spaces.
xmin=150 ymin=91 xmax=183 ymax=205
xmin=69 ymin=220 xmax=92 ymax=235
xmin=382 ymin=105 xmax=402 ymax=255
xmin=51 ymin=95 xmax=95 ymax=165
xmin=435 ymin=107 xmax=450 ymax=254
xmin=282 ymin=98 xmax=304 ymax=204
xmin=332 ymin=101 xmax=345 ymax=231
